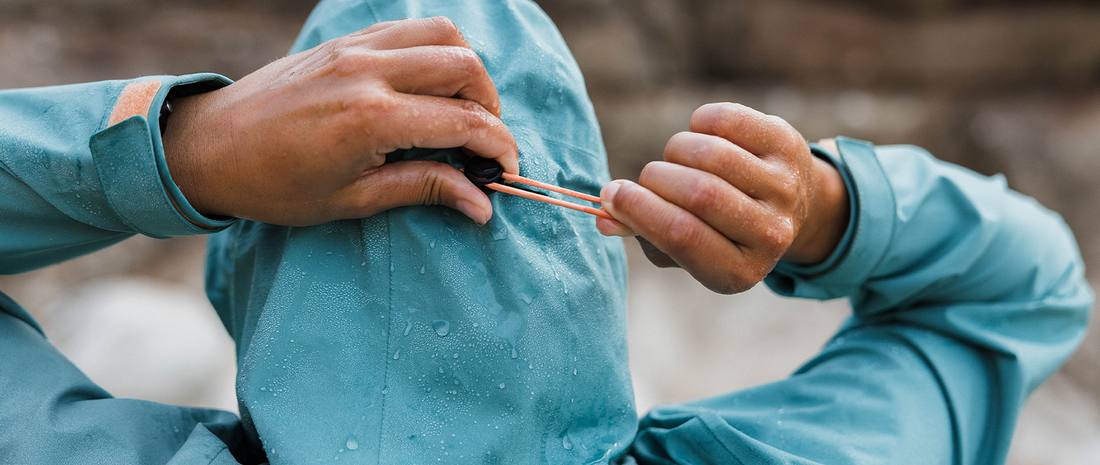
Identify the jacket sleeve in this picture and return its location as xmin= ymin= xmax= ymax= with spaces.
xmin=0 ymin=74 xmax=236 ymax=275
xmin=0 ymin=76 xmax=257 ymax=464
xmin=628 ymin=137 xmax=1093 ymax=465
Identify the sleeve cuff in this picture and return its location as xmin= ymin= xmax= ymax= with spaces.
xmin=765 ymin=137 xmax=897 ymax=300
xmin=91 ymin=73 xmax=235 ymax=238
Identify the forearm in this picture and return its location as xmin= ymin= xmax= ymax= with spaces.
xmin=0 ymin=75 xmax=235 ymax=273
xmin=767 ymin=137 xmax=1093 ymax=462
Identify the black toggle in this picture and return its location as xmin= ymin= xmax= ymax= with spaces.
xmin=464 ymin=156 xmax=504 ymax=193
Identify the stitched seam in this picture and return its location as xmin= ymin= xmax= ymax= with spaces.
xmin=377 ymin=210 xmax=392 ymax=464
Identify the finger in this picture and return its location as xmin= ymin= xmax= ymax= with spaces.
xmin=688 ymin=103 xmax=802 ymax=162
xmin=639 ymin=161 xmax=785 ymax=251
xmin=663 ymin=131 xmax=779 ymax=200
xmin=595 ymin=183 xmax=636 ymax=236
xmin=636 ymin=236 xmax=678 ymax=268
xmin=345 ymin=91 xmax=519 ymax=174
xmin=338 ymin=159 xmax=492 ymax=225
xmin=351 ymin=16 xmax=472 ymax=51
xmin=378 ymin=46 xmax=501 ymax=117
xmin=601 ymin=179 xmax=764 ymax=294
xmin=595 ymin=216 xmax=634 ymax=237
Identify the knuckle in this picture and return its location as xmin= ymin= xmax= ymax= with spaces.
xmin=354 ymin=89 xmax=398 ymax=113
xmin=687 ymin=175 xmax=725 ymax=214
xmin=449 ymin=46 xmax=484 ymax=76
xmin=706 ymin=138 xmax=737 ymax=169
xmin=717 ymin=102 xmax=748 ymax=120
xmin=328 ymin=47 xmax=374 ymax=76
xmin=458 ymin=100 xmax=489 ymax=128
xmin=771 ymin=169 xmax=801 ymax=205
xmin=341 ymin=90 xmax=396 ymax=130
xmin=424 ymin=16 xmax=462 ymax=37
xmin=662 ymin=216 xmax=703 ymax=255
xmin=710 ymin=263 xmax=757 ymax=295
xmin=761 ymin=219 xmax=795 ymax=255
xmin=419 ymin=168 xmax=446 ymax=205
xmin=723 ymin=265 xmax=768 ymax=294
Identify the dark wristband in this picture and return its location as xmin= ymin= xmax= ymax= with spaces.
xmin=158 ymin=97 xmax=173 ymax=135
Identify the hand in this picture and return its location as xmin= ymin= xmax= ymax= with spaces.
xmin=596 ymin=103 xmax=849 ymax=294
xmin=163 ymin=17 xmax=518 ymax=227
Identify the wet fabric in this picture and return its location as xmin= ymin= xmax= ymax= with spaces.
xmin=0 ymin=0 xmax=1091 ymax=463
xmin=205 ymin=0 xmax=634 ymax=463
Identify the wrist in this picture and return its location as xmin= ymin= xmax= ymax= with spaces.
xmin=783 ymin=156 xmax=850 ymax=264
xmin=161 ymin=90 xmax=234 ymax=219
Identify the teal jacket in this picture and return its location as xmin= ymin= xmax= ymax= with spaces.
xmin=0 ymin=0 xmax=1091 ymax=464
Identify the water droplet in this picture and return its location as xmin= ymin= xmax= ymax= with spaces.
xmin=499 ymin=383 xmax=505 ymax=389
xmin=404 ymin=318 xmax=413 ymax=336
xmin=393 ymin=350 xmax=401 ymax=360
xmin=511 ymin=347 xmax=518 ymax=359
xmin=573 ymin=368 xmax=577 ymax=375
xmin=420 ymin=265 xmax=426 ymax=275
xmin=473 ymin=322 xmax=479 ymax=327
xmin=346 ymin=435 xmax=359 ymax=451
xmin=453 ymin=353 xmax=459 ymax=359
xmin=390 ymin=263 xmax=395 ymax=272
xmin=430 ymin=240 xmax=436 ymax=248
xmin=439 ymin=367 xmax=445 ymax=374
xmin=432 ymin=320 xmax=450 ymax=337
xmin=361 ymin=262 xmax=366 ymax=267
xmin=260 ymin=387 xmax=266 ymax=391
xmin=562 ymin=436 xmax=573 ymax=450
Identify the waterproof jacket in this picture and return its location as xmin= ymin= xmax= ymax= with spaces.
xmin=0 ymin=0 xmax=1092 ymax=463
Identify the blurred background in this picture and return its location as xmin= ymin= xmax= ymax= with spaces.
xmin=1 ymin=0 xmax=1098 ymax=463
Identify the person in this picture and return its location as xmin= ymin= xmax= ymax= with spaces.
xmin=0 ymin=7 xmax=524 ymax=465
xmin=204 ymin=1 xmax=1093 ymax=463
xmin=0 ymin=2 xmax=1090 ymax=465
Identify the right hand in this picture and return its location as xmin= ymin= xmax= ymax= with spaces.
xmin=163 ymin=17 xmax=518 ymax=227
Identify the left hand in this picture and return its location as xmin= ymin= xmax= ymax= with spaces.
xmin=596 ymin=103 xmax=849 ymax=294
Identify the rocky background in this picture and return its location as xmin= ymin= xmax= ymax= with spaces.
xmin=1 ymin=0 xmax=1097 ymax=463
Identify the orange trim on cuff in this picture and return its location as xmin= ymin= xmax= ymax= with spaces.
xmin=108 ymin=80 xmax=162 ymax=126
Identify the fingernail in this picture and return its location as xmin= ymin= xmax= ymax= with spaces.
xmin=601 ymin=181 xmax=622 ymax=212
xmin=456 ymin=199 xmax=490 ymax=226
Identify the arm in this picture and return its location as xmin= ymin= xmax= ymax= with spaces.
xmin=1 ymin=17 xmax=519 ymax=275
xmin=0 ymin=16 xmax=520 ymax=463
xmin=603 ymin=107 xmax=1091 ymax=463
xmin=0 ymin=75 xmax=234 ymax=274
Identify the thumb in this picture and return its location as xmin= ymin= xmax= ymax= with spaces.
xmin=344 ymin=160 xmax=493 ymax=225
